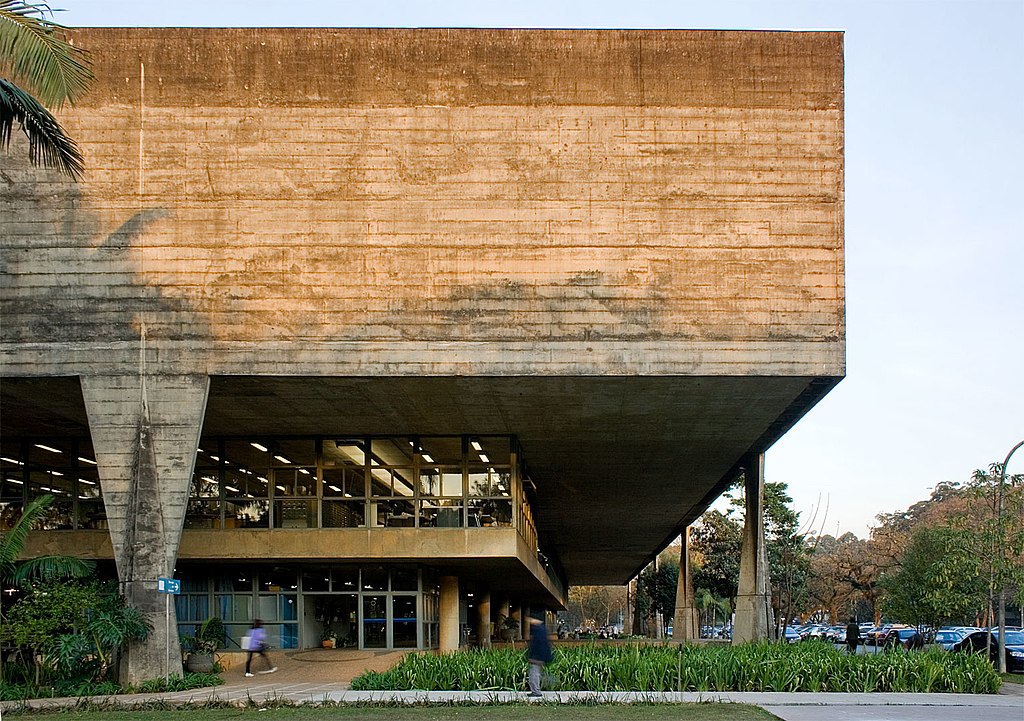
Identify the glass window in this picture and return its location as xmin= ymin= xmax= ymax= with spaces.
xmin=419 ymin=468 xmax=462 ymax=497
xmin=418 ymin=437 xmax=462 ymax=465
xmin=363 ymin=595 xmax=386 ymax=648
xmin=273 ymin=439 xmax=316 ymax=467
xmin=322 ymin=466 xmax=364 ymax=498
xmin=331 ymin=567 xmax=359 ymax=591
xmin=370 ymin=438 xmax=415 ymax=467
xmin=301 ymin=569 xmax=330 ymax=592
xmin=393 ymin=595 xmax=417 ymax=648
xmin=361 ymin=567 xmax=388 ymax=592
xmin=322 ymin=499 xmax=365 ymax=528
xmin=391 ymin=568 xmax=418 ymax=591
xmin=261 ymin=568 xmax=298 ymax=593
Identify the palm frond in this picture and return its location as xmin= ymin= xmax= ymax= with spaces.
xmin=0 ymin=493 xmax=54 ymax=578
xmin=0 ymin=1 xmax=92 ymax=106
xmin=11 ymin=553 xmax=96 ymax=584
xmin=0 ymin=75 xmax=83 ymax=177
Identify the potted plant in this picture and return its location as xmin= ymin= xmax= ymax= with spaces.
xmin=181 ymin=616 xmax=224 ymax=673
xmin=320 ymin=626 xmax=336 ymax=648
xmin=496 ymin=614 xmax=520 ymax=642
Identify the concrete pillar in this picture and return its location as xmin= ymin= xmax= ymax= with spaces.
xmin=672 ymin=527 xmax=699 ymax=642
xmin=439 ymin=575 xmax=460 ymax=652
xmin=513 ymin=604 xmax=526 ymax=641
xmin=81 ymin=372 xmax=209 ymax=684
xmin=476 ymin=590 xmax=492 ymax=647
xmin=732 ymin=452 xmax=772 ymax=644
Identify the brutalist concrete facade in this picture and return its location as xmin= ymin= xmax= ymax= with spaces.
xmin=1 ymin=28 xmax=843 ymax=680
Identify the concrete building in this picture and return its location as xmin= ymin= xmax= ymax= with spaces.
xmin=0 ymin=28 xmax=844 ymax=680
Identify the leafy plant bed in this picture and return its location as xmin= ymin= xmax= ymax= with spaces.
xmin=0 ymin=672 xmax=223 ymax=701
xmin=351 ymin=641 xmax=1000 ymax=694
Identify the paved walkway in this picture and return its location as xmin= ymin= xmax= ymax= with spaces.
xmin=2 ymin=648 xmax=1022 ymax=721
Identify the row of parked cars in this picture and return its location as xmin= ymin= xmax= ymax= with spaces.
xmin=781 ymin=622 xmax=1024 ymax=672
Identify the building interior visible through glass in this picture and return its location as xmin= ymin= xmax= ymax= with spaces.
xmin=0 ymin=435 xmax=532 ymax=538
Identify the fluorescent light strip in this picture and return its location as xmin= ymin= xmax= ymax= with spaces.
xmin=78 ymin=457 xmax=97 ymax=465
xmin=1 ymin=457 xmax=23 ymax=465
xmin=34 ymin=444 xmax=62 ymax=454
xmin=471 ymin=441 xmax=483 ymax=451
xmin=79 ymin=479 xmax=96 ymax=485
xmin=274 ymin=455 xmax=291 ymax=464
xmin=251 ymin=442 xmax=268 ymax=452
xmin=421 ymin=454 xmax=434 ymax=463
xmin=225 ymin=486 xmax=239 ymax=493
xmin=328 ymin=485 xmax=341 ymax=492
xmin=479 ymin=454 xmax=490 ymax=463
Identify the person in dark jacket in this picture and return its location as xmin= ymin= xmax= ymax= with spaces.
xmin=527 ymin=611 xmax=553 ymax=697
xmin=845 ymin=619 xmax=860 ymax=655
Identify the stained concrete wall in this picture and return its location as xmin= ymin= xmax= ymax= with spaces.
xmin=1 ymin=28 xmax=844 ymax=379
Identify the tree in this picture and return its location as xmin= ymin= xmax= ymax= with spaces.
xmin=638 ymin=555 xmax=679 ymax=635
xmin=691 ymin=509 xmax=742 ymax=601
xmin=0 ymin=0 xmax=92 ymax=177
xmin=879 ymin=526 xmax=986 ymax=629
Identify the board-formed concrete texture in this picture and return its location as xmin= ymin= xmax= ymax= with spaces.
xmin=1 ymin=29 xmax=844 ymax=587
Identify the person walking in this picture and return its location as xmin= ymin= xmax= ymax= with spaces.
xmin=845 ymin=618 xmax=860 ymax=655
xmin=527 ymin=610 xmax=553 ymax=697
xmin=244 ymin=618 xmax=277 ymax=677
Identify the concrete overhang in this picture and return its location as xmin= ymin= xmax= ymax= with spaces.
xmin=1 ymin=373 xmax=838 ymax=587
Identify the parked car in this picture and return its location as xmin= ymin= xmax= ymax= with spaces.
xmin=952 ymin=630 xmax=1024 ymax=673
xmin=873 ymin=624 xmax=912 ymax=647
xmin=932 ymin=628 xmax=965 ymax=651
xmin=887 ymin=628 xmax=925 ymax=650
xmin=782 ymin=626 xmax=802 ymax=644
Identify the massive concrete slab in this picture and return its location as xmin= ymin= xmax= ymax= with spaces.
xmin=1 ymin=28 xmax=844 ymax=585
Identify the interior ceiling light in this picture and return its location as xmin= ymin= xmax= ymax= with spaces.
xmin=78 ymin=457 xmax=96 ymax=465
xmin=471 ymin=441 xmax=483 ymax=451
xmin=225 ymin=486 xmax=239 ymax=493
xmin=421 ymin=453 xmax=434 ymax=463
xmin=34 ymin=444 xmax=62 ymax=454
xmin=79 ymin=478 xmax=96 ymax=485
xmin=1 ymin=457 xmax=23 ymax=465
xmin=251 ymin=442 xmax=268 ymax=452
xmin=328 ymin=485 xmax=341 ymax=492
xmin=274 ymin=455 xmax=291 ymax=464
xmin=50 ymin=470 xmax=63 ymax=476
xmin=479 ymin=454 xmax=489 ymax=463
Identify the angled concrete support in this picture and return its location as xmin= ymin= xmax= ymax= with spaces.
xmin=672 ymin=527 xmax=699 ymax=642
xmin=439 ymin=575 xmax=460 ymax=651
xmin=732 ymin=452 xmax=773 ymax=644
xmin=81 ymin=372 xmax=209 ymax=683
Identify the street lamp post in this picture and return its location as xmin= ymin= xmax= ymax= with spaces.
xmin=995 ymin=439 xmax=1023 ymax=675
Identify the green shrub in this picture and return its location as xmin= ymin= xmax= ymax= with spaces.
xmin=350 ymin=642 xmax=1001 ymax=694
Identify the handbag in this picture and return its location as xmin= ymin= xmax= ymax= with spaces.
xmin=241 ymin=634 xmax=253 ymax=651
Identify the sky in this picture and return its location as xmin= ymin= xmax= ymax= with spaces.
xmin=57 ymin=1 xmax=1023 ymax=539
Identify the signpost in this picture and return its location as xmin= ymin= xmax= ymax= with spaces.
xmin=157 ymin=577 xmax=181 ymax=681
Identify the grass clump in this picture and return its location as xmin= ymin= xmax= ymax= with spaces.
xmin=351 ymin=641 xmax=1000 ymax=694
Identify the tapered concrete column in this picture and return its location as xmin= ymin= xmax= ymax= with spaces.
xmin=672 ymin=527 xmax=699 ymax=642
xmin=476 ymin=590 xmax=492 ymax=647
xmin=439 ymin=576 xmax=461 ymax=652
xmin=733 ymin=453 xmax=772 ymax=644
xmin=81 ymin=372 xmax=209 ymax=684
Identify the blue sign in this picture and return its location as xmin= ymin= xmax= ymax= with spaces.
xmin=157 ymin=577 xmax=180 ymax=594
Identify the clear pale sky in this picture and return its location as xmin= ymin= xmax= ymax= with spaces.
xmin=59 ymin=1 xmax=1023 ymax=538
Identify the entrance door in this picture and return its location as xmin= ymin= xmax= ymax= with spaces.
xmin=363 ymin=595 xmax=387 ymax=648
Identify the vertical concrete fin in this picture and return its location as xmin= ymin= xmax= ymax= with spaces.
xmin=672 ymin=527 xmax=699 ymax=642
xmin=733 ymin=452 xmax=772 ymax=643
xmin=80 ymin=372 xmax=209 ymax=683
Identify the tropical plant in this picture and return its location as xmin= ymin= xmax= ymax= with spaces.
xmin=0 ymin=0 xmax=92 ymax=177
xmin=180 ymin=616 xmax=224 ymax=656
xmin=44 ymin=591 xmax=150 ymax=681
xmin=350 ymin=642 xmax=1001 ymax=694
xmin=0 ymin=494 xmax=95 ymax=585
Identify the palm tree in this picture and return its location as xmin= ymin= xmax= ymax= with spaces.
xmin=0 ymin=494 xmax=94 ymax=585
xmin=0 ymin=1 xmax=92 ymax=178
